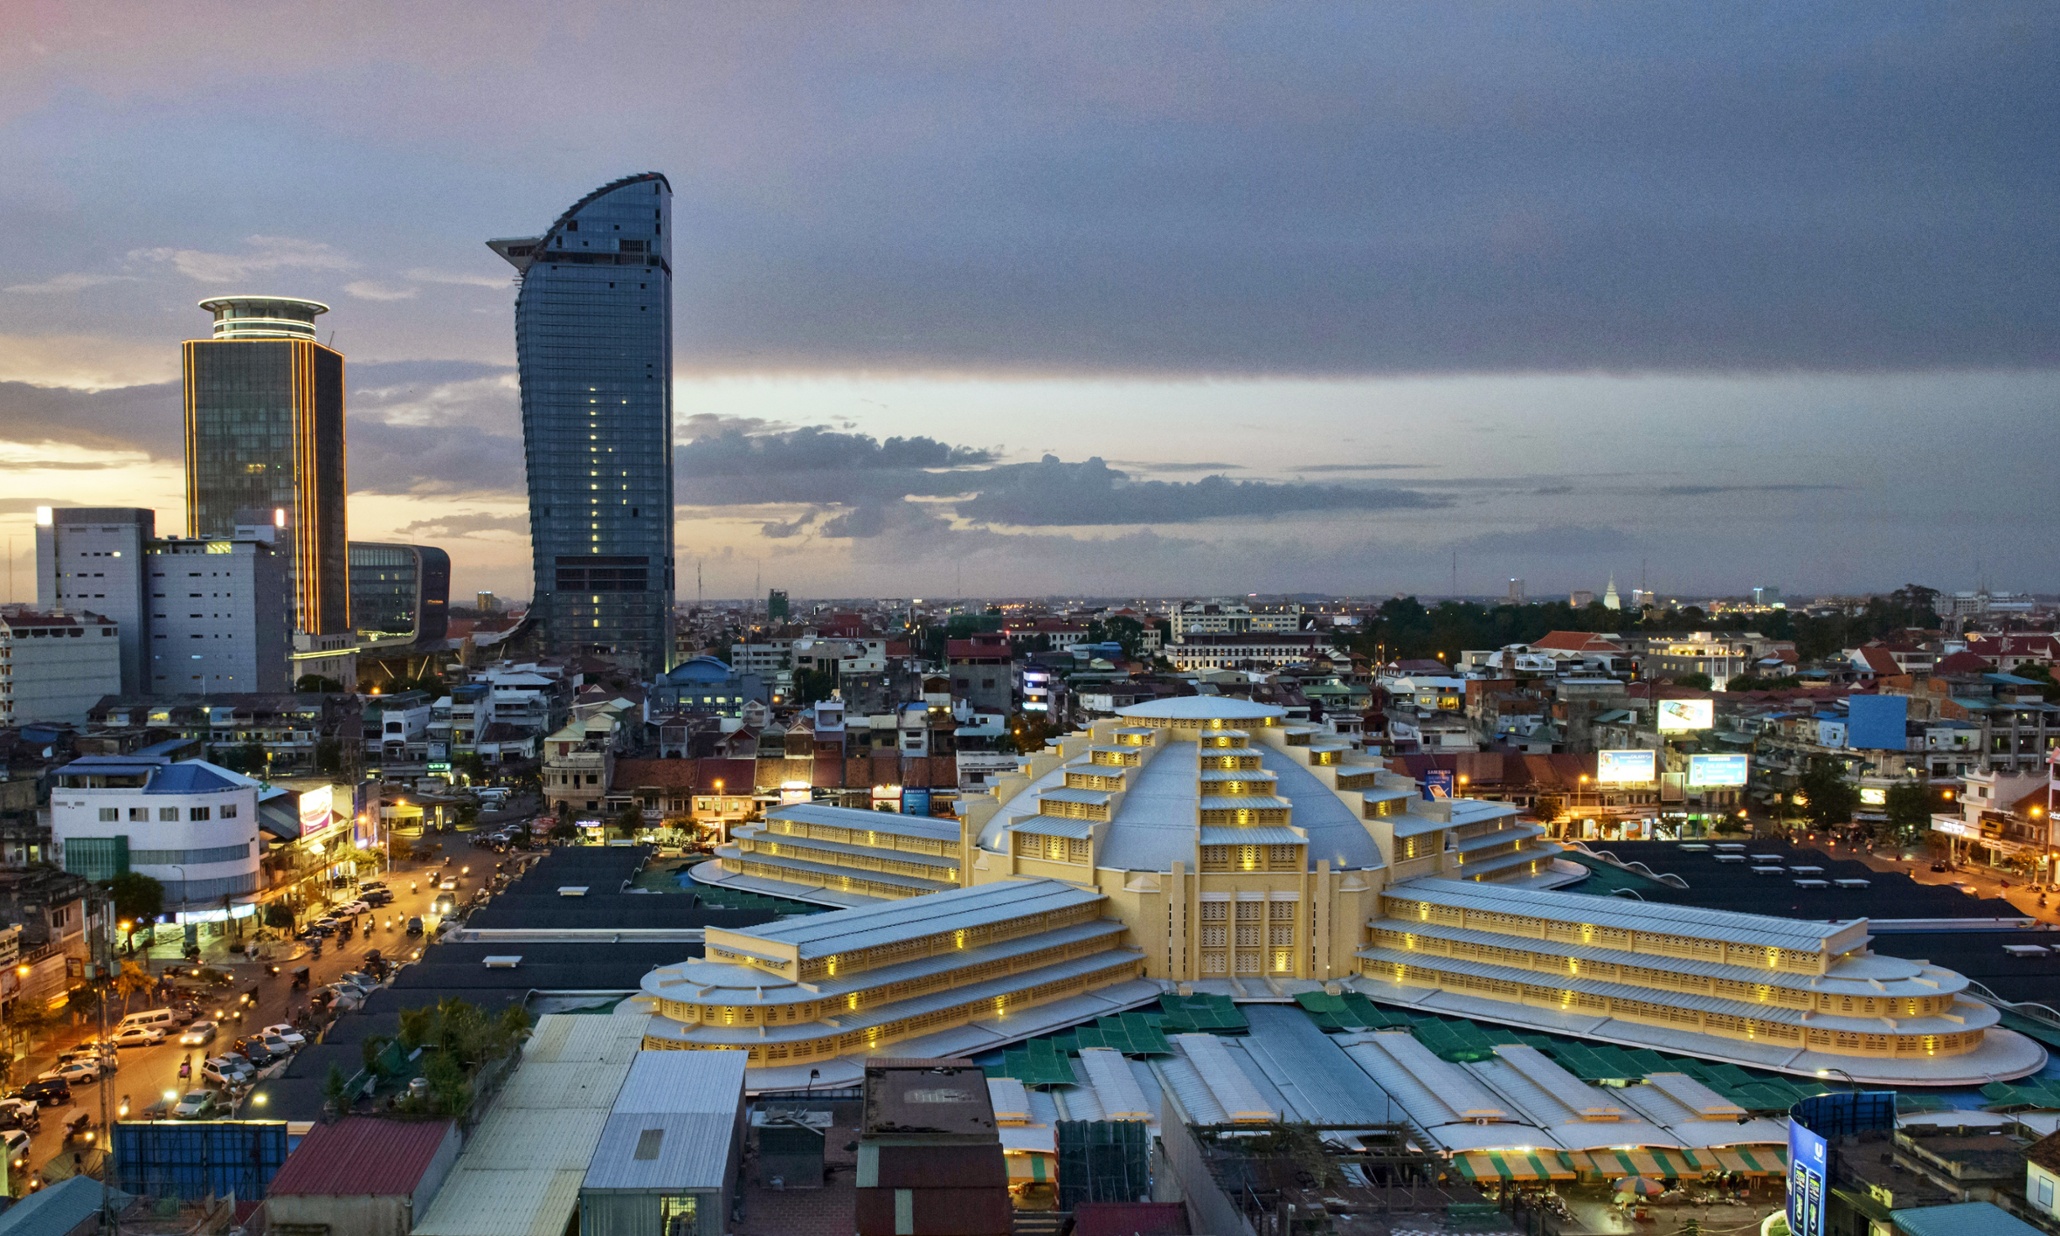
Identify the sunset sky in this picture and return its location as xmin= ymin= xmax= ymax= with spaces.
xmin=2 ymin=3 xmax=2055 ymax=604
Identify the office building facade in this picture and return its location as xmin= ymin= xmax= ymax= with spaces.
xmin=35 ymin=506 xmax=155 ymax=693
xmin=147 ymin=531 xmax=292 ymax=694
xmin=51 ymin=755 xmax=262 ymax=912
xmin=490 ymin=173 xmax=675 ymax=674
xmin=0 ymin=609 xmax=121 ymax=726
xmin=348 ymin=542 xmax=451 ymax=643
xmin=182 ymin=296 xmax=350 ymax=635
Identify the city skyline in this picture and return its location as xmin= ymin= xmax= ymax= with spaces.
xmin=1 ymin=4 xmax=2055 ymax=602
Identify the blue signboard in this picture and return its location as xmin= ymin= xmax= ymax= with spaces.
xmin=1787 ymin=1119 xmax=1828 ymax=1236
xmin=902 ymin=787 xmax=933 ymax=817
xmin=1421 ymin=770 xmax=1455 ymax=800
xmin=1687 ymin=753 xmax=1750 ymax=788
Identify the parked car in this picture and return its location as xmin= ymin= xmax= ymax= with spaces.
xmin=2 ymin=1129 xmax=28 ymax=1170
xmin=179 ymin=1020 xmax=218 ymax=1047
xmin=260 ymin=1035 xmax=296 ymax=1059
xmin=111 ymin=1026 xmax=165 ymax=1049
xmin=53 ymin=1060 xmax=103 ymax=1086
xmin=0 ymin=1098 xmax=41 ymax=1132
xmin=259 ymin=1023 xmax=307 ymax=1048
xmin=200 ymin=1058 xmax=251 ymax=1088
xmin=18 ymin=1077 xmax=71 ymax=1107
xmin=60 ymin=1046 xmax=116 ymax=1073
xmin=363 ymin=888 xmax=394 ymax=906
xmin=172 ymin=1090 xmax=217 ymax=1119
xmin=235 ymin=1040 xmax=278 ymax=1068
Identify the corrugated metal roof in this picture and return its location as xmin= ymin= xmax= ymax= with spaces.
xmin=0 ymin=1175 xmax=133 ymax=1236
xmin=1076 ymin=1048 xmax=1152 ymax=1121
xmin=766 ymin=802 xmax=961 ymax=841
xmin=1235 ymin=1005 xmax=1395 ymax=1126
xmin=583 ymin=1112 xmax=736 ymax=1192
xmin=266 ymin=1116 xmax=455 ymax=1196
xmin=1197 ymin=826 xmax=1306 ymax=846
xmin=1009 ymin=816 xmax=1097 ymax=840
xmin=412 ymin=1011 xmax=647 ymax=1236
xmin=1172 ymin=1035 xmax=1277 ymax=1122
xmin=1114 ymin=698 xmax=1286 ymax=720
xmin=607 ymin=1050 xmax=747 ymax=1115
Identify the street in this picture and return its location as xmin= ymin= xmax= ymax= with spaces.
xmin=11 ymin=840 xmax=498 ymax=1191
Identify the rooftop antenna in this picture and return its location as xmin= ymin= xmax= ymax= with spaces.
xmin=696 ymin=559 xmax=702 ymax=608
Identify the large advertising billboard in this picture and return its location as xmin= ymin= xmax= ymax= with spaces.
xmin=1421 ymin=770 xmax=1455 ymax=800
xmin=1596 ymin=749 xmax=1657 ymax=785
xmin=297 ymin=785 xmax=334 ymax=836
xmin=1687 ymin=753 xmax=1749 ymax=788
xmin=1657 ymin=698 xmax=1714 ymax=732
xmin=1787 ymin=1120 xmax=1828 ymax=1236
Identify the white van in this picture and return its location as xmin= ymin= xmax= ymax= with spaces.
xmin=117 ymin=1008 xmax=176 ymax=1033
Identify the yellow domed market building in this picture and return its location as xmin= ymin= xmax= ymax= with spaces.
xmin=662 ymin=698 xmax=2044 ymax=1088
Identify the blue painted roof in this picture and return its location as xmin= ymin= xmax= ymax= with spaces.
xmin=1890 ymin=1202 xmax=2044 ymax=1236
xmin=663 ymin=655 xmax=737 ymax=684
xmin=0 ymin=1175 xmax=133 ymax=1236
xmin=144 ymin=762 xmax=249 ymax=795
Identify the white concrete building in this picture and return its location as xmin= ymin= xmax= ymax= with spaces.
xmin=50 ymin=754 xmax=263 ymax=915
xmin=1167 ymin=602 xmax=1302 ymax=642
xmin=0 ymin=608 xmax=122 ymax=726
xmin=35 ymin=506 xmax=156 ymax=694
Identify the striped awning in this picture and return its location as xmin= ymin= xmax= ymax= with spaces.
xmin=1005 ymin=1152 xmax=1053 ymax=1184
xmin=1573 ymin=1148 xmax=1698 ymax=1181
xmin=1710 ymin=1145 xmax=1788 ymax=1176
xmin=1453 ymin=1151 xmax=1577 ymax=1183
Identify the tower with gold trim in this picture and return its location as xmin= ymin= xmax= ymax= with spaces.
xmin=182 ymin=296 xmax=349 ymax=636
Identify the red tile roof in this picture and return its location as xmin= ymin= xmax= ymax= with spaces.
xmin=266 ymin=1117 xmax=455 ymax=1197
xmin=1933 ymin=650 xmax=1992 ymax=675
xmin=1529 ymin=630 xmax=1623 ymax=653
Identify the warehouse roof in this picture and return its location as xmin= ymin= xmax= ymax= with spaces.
xmin=582 ymin=1052 xmax=746 ymax=1193
xmin=267 ymin=1116 xmax=456 ymax=1197
xmin=726 ymin=878 xmax=1102 ymax=960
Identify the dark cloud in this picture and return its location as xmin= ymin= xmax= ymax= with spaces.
xmin=1451 ymin=524 xmax=1644 ymax=556
xmin=0 ymin=381 xmax=181 ymax=458
xmin=1290 ymin=463 xmax=1426 ymax=474
xmin=956 ymin=456 xmax=1443 ymax=527
xmin=349 ymin=418 xmax=525 ymax=496
xmin=674 ymin=425 xmax=1446 ymax=532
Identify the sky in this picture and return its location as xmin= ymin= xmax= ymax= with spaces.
xmin=1 ymin=2 xmax=2056 ymax=605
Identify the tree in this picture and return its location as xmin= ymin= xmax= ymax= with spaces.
xmin=1884 ymin=778 xmax=1936 ymax=841
xmin=1673 ymin=673 xmax=1714 ymax=691
xmin=322 ymin=1062 xmax=352 ymax=1117
xmin=314 ymin=737 xmax=343 ymax=773
xmin=111 ymin=959 xmax=153 ymax=1015
xmin=1794 ymin=757 xmax=1860 ymax=832
xmin=106 ymin=872 xmax=164 ymax=951
xmin=1000 ymin=712 xmax=1053 ymax=755
xmin=453 ymin=801 xmax=480 ymax=831
xmin=296 ymin=674 xmax=344 ymax=693
xmin=793 ymin=666 xmax=839 ymax=705
xmin=611 ymin=803 xmax=644 ymax=840
xmin=551 ymin=801 xmax=577 ymax=842
xmin=452 ymin=752 xmax=490 ymax=784
xmin=263 ymin=903 xmax=296 ymax=931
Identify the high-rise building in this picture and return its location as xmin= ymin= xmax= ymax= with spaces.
xmin=490 ymin=173 xmax=675 ymax=674
xmin=35 ymin=506 xmax=155 ymax=693
xmin=182 ymin=296 xmax=350 ymax=635
xmin=348 ymin=542 xmax=451 ymax=643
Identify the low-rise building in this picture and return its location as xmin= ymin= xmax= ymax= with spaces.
xmin=50 ymin=753 xmax=263 ymax=912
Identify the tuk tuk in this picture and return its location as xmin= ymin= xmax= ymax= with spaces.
xmin=290 ymin=966 xmax=311 ymax=990
xmin=60 ymin=1109 xmax=94 ymax=1145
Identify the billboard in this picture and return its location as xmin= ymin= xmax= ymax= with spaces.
xmin=1687 ymin=753 xmax=1749 ymax=788
xmin=297 ymin=785 xmax=334 ymax=836
xmin=1597 ymin=749 xmax=1657 ymax=785
xmin=1786 ymin=1120 xmax=1828 ymax=1236
xmin=1657 ymin=698 xmax=1714 ymax=732
xmin=1421 ymin=770 xmax=1455 ymax=800
xmin=901 ymin=787 xmax=933 ymax=817
xmin=1847 ymin=694 xmax=1909 ymax=751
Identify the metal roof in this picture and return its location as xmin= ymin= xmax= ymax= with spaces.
xmin=765 ymin=803 xmax=961 ymax=842
xmin=1889 ymin=1202 xmax=2047 ymax=1236
xmin=1075 ymin=1048 xmax=1152 ymax=1121
xmin=583 ymin=1110 xmax=738 ymax=1192
xmin=1198 ymin=826 xmax=1306 ymax=846
xmin=1008 ymin=816 xmax=1097 ymax=840
xmin=267 ymin=1116 xmax=455 ymax=1196
xmin=1172 ymin=1034 xmax=1278 ymax=1122
xmin=1235 ymin=1005 xmax=1397 ymax=1126
xmin=727 ymin=878 xmax=1102 ymax=960
xmin=1113 ymin=697 xmax=1286 ymax=721
xmin=605 ymin=1049 xmax=747 ymax=1115
xmin=1366 ymin=918 xmax=1953 ymax=998
xmin=1385 ymin=877 xmax=1864 ymax=953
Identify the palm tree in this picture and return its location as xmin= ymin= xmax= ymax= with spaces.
xmin=112 ymin=959 xmax=153 ymax=1016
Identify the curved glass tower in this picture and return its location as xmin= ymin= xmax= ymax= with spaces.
xmin=491 ymin=173 xmax=675 ymax=673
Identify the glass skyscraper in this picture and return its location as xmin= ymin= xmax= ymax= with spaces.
xmin=182 ymin=296 xmax=350 ymax=635
xmin=490 ymin=173 xmax=675 ymax=673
